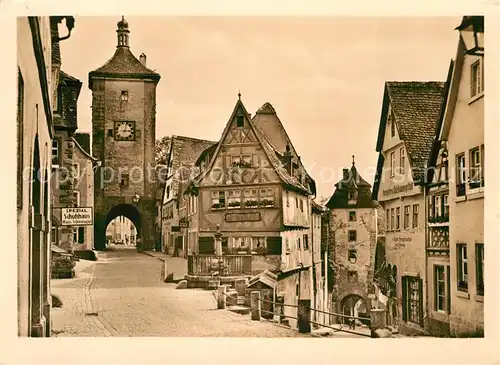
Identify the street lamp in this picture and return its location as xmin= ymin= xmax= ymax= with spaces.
xmin=132 ymin=192 xmax=140 ymax=204
xmin=455 ymin=16 xmax=484 ymax=57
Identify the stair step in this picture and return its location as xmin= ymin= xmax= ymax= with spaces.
xmin=227 ymin=305 xmax=250 ymax=315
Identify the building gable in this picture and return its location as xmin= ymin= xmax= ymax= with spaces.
xmin=253 ymin=102 xmax=316 ymax=195
xmin=373 ymin=81 xmax=445 ymax=198
xmin=193 ymin=97 xmax=311 ymax=195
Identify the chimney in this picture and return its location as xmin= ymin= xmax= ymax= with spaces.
xmin=284 ymin=144 xmax=293 ymax=175
xmin=139 ymin=53 xmax=147 ymax=66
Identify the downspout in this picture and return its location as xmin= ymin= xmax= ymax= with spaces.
xmin=311 ymin=205 xmax=316 ymax=320
xmin=423 ymin=183 xmax=429 ymax=331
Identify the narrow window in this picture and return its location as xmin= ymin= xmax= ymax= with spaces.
xmin=469 ymin=147 xmax=483 ymax=189
xmin=412 ymin=204 xmax=419 ymax=228
xmin=390 ymin=152 xmax=395 ymax=177
xmin=348 ymin=230 xmax=357 ymax=242
xmin=349 ymin=211 xmax=356 ymax=222
xmin=434 ymin=265 xmax=445 ymax=312
xmin=120 ymin=173 xmax=130 ymax=188
xmin=470 ymin=60 xmax=483 ymax=97
xmin=73 ymin=191 xmax=80 ymax=207
xmin=400 ymin=147 xmax=405 ymax=174
xmin=476 ymin=243 xmax=484 ymax=296
xmin=52 ymin=140 xmax=60 ymax=167
xmin=236 ymin=115 xmax=244 ymax=128
xmin=456 ymin=154 xmax=466 ymax=197
xmin=395 ymin=207 xmax=400 ymax=230
xmin=78 ymin=227 xmax=85 ymax=244
xmin=457 ymin=243 xmax=468 ymax=292
xmin=303 ymin=234 xmax=309 ymax=250
xmin=404 ymin=205 xmax=410 ymax=229
xmin=347 ymin=249 xmax=357 ymax=264
xmin=121 ymin=90 xmax=128 ymax=101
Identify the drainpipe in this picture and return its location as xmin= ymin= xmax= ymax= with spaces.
xmin=423 ymin=184 xmax=429 ymax=330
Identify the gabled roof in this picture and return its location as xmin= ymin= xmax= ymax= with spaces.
xmin=163 ymin=135 xmax=217 ymax=203
xmin=426 ymin=59 xmax=455 ymax=185
xmin=72 ymin=136 xmax=98 ymax=162
xmin=311 ymin=200 xmax=324 ymax=213
xmin=189 ymin=97 xmax=312 ymax=195
xmin=74 ymin=132 xmax=91 ymax=155
xmin=53 ymin=70 xmax=82 ymax=131
xmin=195 ymin=142 xmax=219 ymax=166
xmin=252 ymin=102 xmax=317 ymax=196
xmin=439 ymin=34 xmax=467 ymax=142
xmin=375 ymin=81 xmax=446 ymax=185
xmin=247 ymin=270 xmax=278 ymax=290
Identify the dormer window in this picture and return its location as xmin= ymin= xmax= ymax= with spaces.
xmin=348 ymin=189 xmax=358 ymax=205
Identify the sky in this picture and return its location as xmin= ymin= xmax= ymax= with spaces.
xmin=59 ymin=16 xmax=461 ymax=200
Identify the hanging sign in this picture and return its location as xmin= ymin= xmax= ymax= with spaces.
xmin=61 ymin=207 xmax=93 ymax=226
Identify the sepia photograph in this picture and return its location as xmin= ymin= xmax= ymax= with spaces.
xmin=8 ymin=7 xmax=497 ymax=362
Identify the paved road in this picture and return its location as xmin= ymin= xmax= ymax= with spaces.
xmin=51 ymin=247 xmax=311 ymax=337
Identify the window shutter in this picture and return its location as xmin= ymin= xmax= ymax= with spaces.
xmin=266 ymin=237 xmax=282 ymax=255
xmin=401 ymin=276 xmax=407 ymax=321
xmin=78 ymin=227 xmax=85 ymax=243
xmin=419 ymin=277 xmax=424 ymax=327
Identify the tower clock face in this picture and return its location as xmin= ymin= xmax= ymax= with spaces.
xmin=114 ymin=121 xmax=136 ymax=141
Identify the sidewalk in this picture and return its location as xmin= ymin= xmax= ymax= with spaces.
xmin=142 ymin=251 xmax=188 ymax=281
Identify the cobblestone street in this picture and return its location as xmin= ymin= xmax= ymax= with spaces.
xmin=51 ymin=247 xmax=313 ymax=337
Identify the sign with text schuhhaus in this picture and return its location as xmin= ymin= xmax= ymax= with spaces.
xmin=61 ymin=207 xmax=93 ymax=226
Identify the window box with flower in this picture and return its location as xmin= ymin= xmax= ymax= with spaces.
xmin=211 ymin=203 xmax=225 ymax=210
xmin=228 ymin=201 xmax=241 ymax=209
xmin=244 ymin=199 xmax=260 ymax=208
xmin=428 ymin=214 xmax=449 ymax=226
xmin=259 ymin=199 xmax=275 ymax=208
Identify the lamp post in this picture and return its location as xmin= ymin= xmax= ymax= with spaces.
xmin=455 ymin=16 xmax=484 ymax=57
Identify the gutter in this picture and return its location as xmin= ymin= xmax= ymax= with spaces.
xmin=28 ymin=17 xmax=53 ymax=139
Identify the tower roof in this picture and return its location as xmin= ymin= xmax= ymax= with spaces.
xmin=88 ymin=17 xmax=160 ymax=88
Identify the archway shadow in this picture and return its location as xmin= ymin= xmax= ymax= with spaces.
xmin=104 ymin=204 xmax=141 ymax=251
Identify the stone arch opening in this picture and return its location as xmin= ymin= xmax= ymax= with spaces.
xmin=340 ymin=294 xmax=368 ymax=325
xmin=104 ymin=204 xmax=141 ymax=249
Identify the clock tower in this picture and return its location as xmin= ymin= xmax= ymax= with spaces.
xmin=89 ymin=17 xmax=161 ymax=251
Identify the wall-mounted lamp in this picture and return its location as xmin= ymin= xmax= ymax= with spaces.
xmin=455 ymin=16 xmax=484 ymax=57
xmin=132 ymin=193 xmax=140 ymax=204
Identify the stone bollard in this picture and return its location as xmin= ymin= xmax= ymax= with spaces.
xmin=250 ymin=291 xmax=261 ymax=321
xmin=297 ymin=300 xmax=311 ymax=334
xmin=217 ymin=285 xmax=227 ymax=310
xmin=234 ymin=278 xmax=248 ymax=297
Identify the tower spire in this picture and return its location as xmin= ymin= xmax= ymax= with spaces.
xmin=352 ymin=155 xmax=355 ymax=166
xmin=117 ymin=16 xmax=130 ymax=48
